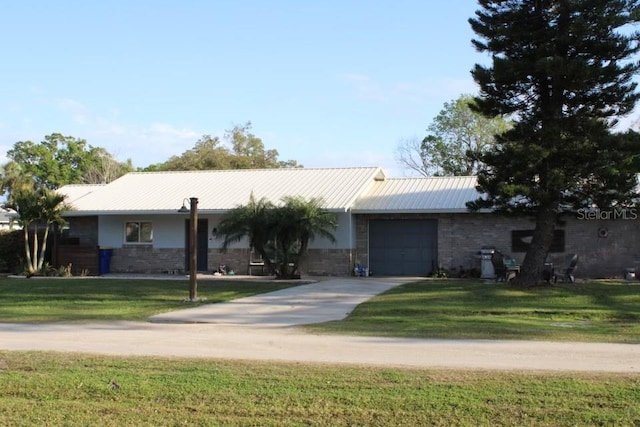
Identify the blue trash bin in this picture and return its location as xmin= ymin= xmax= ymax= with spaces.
xmin=98 ymin=248 xmax=114 ymax=275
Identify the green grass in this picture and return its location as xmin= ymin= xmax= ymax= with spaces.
xmin=307 ymin=279 xmax=640 ymax=343
xmin=2 ymin=276 xmax=640 ymax=342
xmin=0 ymin=277 xmax=298 ymax=323
xmin=2 ymin=278 xmax=639 ymax=424
xmin=1 ymin=351 xmax=638 ymax=426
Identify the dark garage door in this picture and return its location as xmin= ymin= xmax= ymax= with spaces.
xmin=369 ymin=220 xmax=437 ymax=276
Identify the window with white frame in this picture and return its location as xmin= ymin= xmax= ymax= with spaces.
xmin=125 ymin=221 xmax=153 ymax=244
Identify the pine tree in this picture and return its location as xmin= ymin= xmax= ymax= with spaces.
xmin=468 ymin=0 xmax=640 ymax=285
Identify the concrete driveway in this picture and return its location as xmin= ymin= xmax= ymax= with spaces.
xmin=149 ymin=277 xmax=414 ymax=326
xmin=1 ymin=277 xmax=639 ymax=373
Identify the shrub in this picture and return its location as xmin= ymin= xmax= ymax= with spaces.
xmin=0 ymin=230 xmax=24 ymax=273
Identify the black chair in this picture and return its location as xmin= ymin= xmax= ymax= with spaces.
xmin=553 ymin=254 xmax=578 ymax=283
xmin=491 ymin=251 xmax=507 ymax=282
xmin=543 ymin=262 xmax=555 ymax=283
xmin=491 ymin=250 xmax=518 ymax=282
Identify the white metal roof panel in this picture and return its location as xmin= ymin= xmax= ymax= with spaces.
xmin=352 ymin=176 xmax=481 ymax=213
xmin=61 ymin=167 xmax=385 ymax=215
xmin=57 ymin=184 xmax=106 ymax=204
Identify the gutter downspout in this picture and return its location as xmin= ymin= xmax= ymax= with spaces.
xmin=348 ymin=208 xmax=353 ymax=275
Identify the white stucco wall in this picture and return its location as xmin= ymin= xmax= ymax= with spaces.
xmin=98 ymin=211 xmax=355 ymax=250
xmin=307 ymin=211 xmax=353 ymax=249
xmin=99 ymin=215 xmax=184 ymax=248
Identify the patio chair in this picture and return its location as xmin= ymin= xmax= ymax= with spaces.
xmin=491 ymin=251 xmax=506 ymax=281
xmin=553 ymin=253 xmax=578 ymax=283
xmin=491 ymin=250 xmax=519 ymax=282
xmin=248 ymin=249 xmax=265 ymax=276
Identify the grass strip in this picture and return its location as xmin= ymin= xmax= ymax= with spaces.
xmin=307 ymin=279 xmax=640 ymax=343
xmin=1 ymin=351 xmax=639 ymax=426
xmin=0 ymin=278 xmax=297 ymax=322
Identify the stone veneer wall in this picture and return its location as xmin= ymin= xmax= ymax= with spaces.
xmin=208 ymin=248 xmax=352 ymax=276
xmin=111 ymin=248 xmax=263 ymax=275
xmin=437 ymin=213 xmax=531 ymax=273
xmin=355 ymin=212 xmax=640 ymax=279
xmin=304 ymin=249 xmax=353 ymax=276
xmin=110 ymin=246 xmax=186 ymax=274
xmin=562 ymin=213 xmax=640 ymax=277
xmin=109 ymin=247 xmax=352 ymax=276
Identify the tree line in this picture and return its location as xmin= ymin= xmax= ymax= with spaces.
xmin=0 ymin=121 xmax=304 ymax=277
xmin=1 ymin=122 xmax=299 ymax=205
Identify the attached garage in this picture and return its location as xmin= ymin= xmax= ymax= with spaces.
xmin=369 ymin=219 xmax=438 ymax=276
xmin=353 ymin=176 xmax=480 ymax=277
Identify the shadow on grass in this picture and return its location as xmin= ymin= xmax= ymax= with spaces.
xmin=0 ymin=277 xmax=299 ymax=323
xmin=308 ymin=279 xmax=640 ymax=343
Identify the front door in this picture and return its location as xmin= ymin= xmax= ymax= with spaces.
xmin=185 ymin=219 xmax=208 ymax=272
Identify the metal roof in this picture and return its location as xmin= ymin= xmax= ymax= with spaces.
xmin=57 ymin=184 xmax=106 ymax=205
xmin=60 ymin=167 xmax=386 ymax=215
xmin=352 ymin=176 xmax=481 ymax=213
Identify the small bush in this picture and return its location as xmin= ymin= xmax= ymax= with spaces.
xmin=430 ymin=268 xmax=448 ymax=278
xmin=26 ymin=262 xmax=74 ymax=278
xmin=0 ymin=229 xmax=24 ymax=273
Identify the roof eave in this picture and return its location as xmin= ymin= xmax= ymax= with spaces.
xmin=63 ymin=210 xmax=231 ymax=216
xmin=350 ymin=209 xmax=487 ymax=214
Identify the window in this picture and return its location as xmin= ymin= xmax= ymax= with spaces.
xmin=125 ymin=221 xmax=153 ymax=244
xmin=511 ymin=229 xmax=565 ymax=253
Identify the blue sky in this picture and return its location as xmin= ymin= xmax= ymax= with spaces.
xmin=1 ymin=1 xmax=487 ymax=177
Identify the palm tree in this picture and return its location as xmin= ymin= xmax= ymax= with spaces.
xmin=275 ymin=196 xmax=337 ymax=277
xmin=217 ymin=193 xmax=277 ymax=273
xmin=217 ymin=194 xmax=337 ymax=279
xmin=13 ymin=187 xmax=68 ymax=275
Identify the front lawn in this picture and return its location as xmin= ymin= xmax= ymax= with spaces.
xmin=2 ymin=276 xmax=639 ymax=343
xmin=307 ymin=279 xmax=640 ymax=343
xmin=1 ymin=351 xmax=638 ymax=426
xmin=1 ymin=278 xmax=639 ymax=424
xmin=0 ymin=277 xmax=298 ymax=323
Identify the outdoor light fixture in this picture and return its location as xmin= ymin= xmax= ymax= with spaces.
xmin=178 ymin=200 xmax=190 ymax=213
xmin=178 ymin=197 xmax=199 ymax=301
